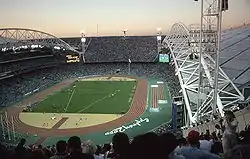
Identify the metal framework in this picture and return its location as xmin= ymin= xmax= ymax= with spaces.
xmin=163 ymin=21 xmax=244 ymax=124
xmin=0 ymin=28 xmax=80 ymax=53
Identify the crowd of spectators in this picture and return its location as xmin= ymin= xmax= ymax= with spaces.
xmin=85 ymin=36 xmax=158 ymax=62
xmin=1 ymin=110 xmax=250 ymax=159
xmin=153 ymin=122 xmax=172 ymax=135
xmin=0 ymin=57 xmax=57 ymax=74
xmin=0 ymin=48 xmax=53 ymax=62
xmin=1 ymin=35 xmax=159 ymax=63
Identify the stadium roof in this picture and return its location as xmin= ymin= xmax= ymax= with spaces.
xmin=0 ymin=36 xmax=17 ymax=44
xmin=220 ymin=24 xmax=250 ymax=89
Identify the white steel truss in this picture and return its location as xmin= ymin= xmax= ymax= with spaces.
xmin=163 ymin=22 xmax=244 ymax=124
xmin=0 ymin=28 xmax=80 ymax=53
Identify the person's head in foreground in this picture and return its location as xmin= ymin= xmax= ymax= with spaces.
xmin=130 ymin=132 xmax=161 ymax=159
xmin=178 ymin=137 xmax=188 ymax=148
xmin=224 ymin=110 xmax=235 ymax=122
xmin=56 ymin=140 xmax=67 ymax=155
xmin=67 ymin=136 xmax=82 ymax=153
xmin=67 ymin=136 xmax=94 ymax=159
xmin=159 ymin=132 xmax=179 ymax=157
xmin=112 ymin=132 xmax=130 ymax=157
xmin=187 ymin=130 xmax=200 ymax=148
xmin=81 ymin=140 xmax=97 ymax=155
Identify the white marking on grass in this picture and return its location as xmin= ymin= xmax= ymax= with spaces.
xmin=78 ymin=92 xmax=116 ymax=113
xmin=64 ymin=88 xmax=76 ymax=113
xmin=128 ymin=96 xmax=132 ymax=103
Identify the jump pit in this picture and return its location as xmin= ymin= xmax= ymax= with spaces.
xmin=19 ymin=112 xmax=123 ymax=129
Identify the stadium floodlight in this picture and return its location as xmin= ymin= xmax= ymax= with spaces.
xmin=2 ymin=47 xmax=7 ymax=52
xmin=54 ymin=46 xmax=60 ymax=50
xmin=80 ymin=30 xmax=85 ymax=36
xmin=156 ymin=27 xmax=162 ymax=54
xmin=80 ymin=30 xmax=87 ymax=62
xmin=157 ymin=27 xmax=162 ymax=35
xmin=81 ymin=37 xmax=86 ymax=43
xmin=122 ymin=29 xmax=128 ymax=37
xmin=157 ymin=35 xmax=162 ymax=41
xmin=81 ymin=30 xmax=86 ymax=43
xmin=81 ymin=30 xmax=86 ymax=45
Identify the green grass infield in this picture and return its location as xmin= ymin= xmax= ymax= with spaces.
xmin=31 ymin=80 xmax=138 ymax=114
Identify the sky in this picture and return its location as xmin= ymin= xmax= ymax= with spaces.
xmin=1 ymin=0 xmax=250 ymax=37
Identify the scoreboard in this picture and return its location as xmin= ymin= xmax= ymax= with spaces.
xmin=66 ymin=54 xmax=80 ymax=63
xmin=159 ymin=54 xmax=170 ymax=63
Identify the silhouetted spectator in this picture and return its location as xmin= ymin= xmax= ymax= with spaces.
xmin=28 ymin=149 xmax=47 ymax=159
xmin=199 ymin=133 xmax=212 ymax=152
xmin=82 ymin=140 xmax=103 ymax=159
xmin=99 ymin=143 xmax=110 ymax=159
xmin=177 ymin=138 xmax=188 ymax=149
xmin=228 ymin=129 xmax=250 ymax=159
xmin=211 ymin=141 xmax=223 ymax=155
xmin=66 ymin=136 xmax=93 ymax=159
xmin=215 ymin=124 xmax=222 ymax=140
xmin=0 ymin=143 xmax=10 ymax=159
xmin=50 ymin=140 xmax=68 ymax=159
xmin=159 ymin=132 xmax=185 ymax=159
xmin=130 ymin=132 xmax=161 ymax=159
xmin=175 ymin=130 xmax=220 ymax=159
xmin=15 ymin=138 xmax=27 ymax=159
xmin=95 ymin=145 xmax=102 ymax=156
xmin=38 ymin=145 xmax=43 ymax=150
xmin=210 ymin=132 xmax=223 ymax=155
xmin=222 ymin=110 xmax=238 ymax=154
xmin=109 ymin=132 xmax=130 ymax=159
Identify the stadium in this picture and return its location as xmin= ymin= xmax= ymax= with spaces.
xmin=0 ymin=0 xmax=250 ymax=158
xmin=1 ymin=23 xmax=250 ymax=145
xmin=0 ymin=28 xmax=178 ymax=146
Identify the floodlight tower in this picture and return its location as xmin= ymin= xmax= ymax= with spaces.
xmin=157 ymin=28 xmax=162 ymax=54
xmin=163 ymin=0 xmax=243 ymax=126
xmin=123 ymin=29 xmax=128 ymax=37
xmin=80 ymin=30 xmax=86 ymax=62
xmin=196 ymin=0 xmax=223 ymax=120
xmin=194 ymin=0 xmax=238 ymax=121
xmin=122 ymin=28 xmax=131 ymax=75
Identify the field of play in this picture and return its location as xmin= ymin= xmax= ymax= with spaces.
xmin=1 ymin=76 xmax=172 ymax=146
xmin=31 ymin=80 xmax=138 ymax=114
